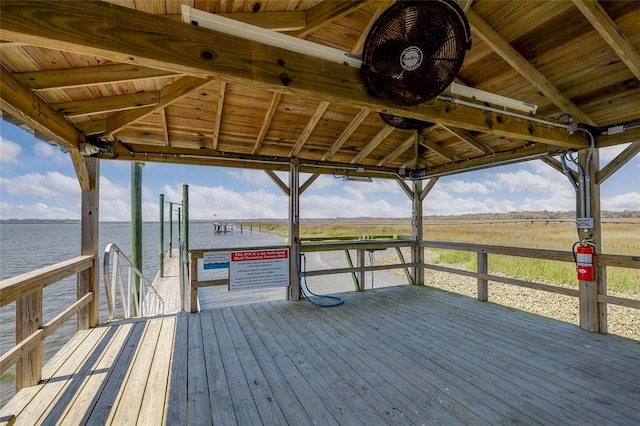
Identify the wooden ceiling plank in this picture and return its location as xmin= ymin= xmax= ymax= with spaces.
xmin=572 ymin=0 xmax=640 ymax=81
xmin=212 ymin=80 xmax=226 ymax=150
xmin=0 ymin=0 xmax=588 ymax=149
xmin=439 ymin=125 xmax=494 ymax=154
xmin=322 ymin=109 xmax=370 ymax=161
xmin=253 ymin=92 xmax=282 ymax=155
xmin=264 ymin=170 xmax=290 ymax=196
xmin=419 ymin=177 xmax=440 ymax=201
xmin=456 ymin=0 xmax=474 ymax=13
xmin=105 ymin=76 xmax=212 ymax=137
xmin=299 ymin=172 xmax=320 ymax=194
xmin=1 ymin=65 xmax=90 ymax=190
xmin=377 ymin=132 xmax=416 ymax=167
xmin=287 ymin=1 xmax=366 ymax=38
xmin=289 ymin=101 xmax=330 ymax=157
xmin=350 ymin=0 xmax=394 ymax=55
xmin=350 ymin=125 xmax=395 ymax=164
xmin=467 ymin=10 xmax=597 ymax=127
xmin=13 ymin=64 xmax=177 ymax=90
xmin=52 ymin=91 xmax=159 ymax=118
xmin=597 ymin=141 xmax=640 ymax=185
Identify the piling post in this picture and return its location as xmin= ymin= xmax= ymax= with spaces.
xmin=182 ymin=184 xmax=189 ymax=262
xmin=131 ymin=162 xmax=143 ymax=310
xmin=159 ymin=193 xmax=165 ymax=278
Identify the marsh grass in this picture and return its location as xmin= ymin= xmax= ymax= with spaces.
xmin=268 ymin=219 xmax=640 ymax=294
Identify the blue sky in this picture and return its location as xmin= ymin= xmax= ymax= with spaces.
xmin=1 ymin=121 xmax=638 ymax=221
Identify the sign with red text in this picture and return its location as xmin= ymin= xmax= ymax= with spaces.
xmin=229 ymin=248 xmax=289 ymax=290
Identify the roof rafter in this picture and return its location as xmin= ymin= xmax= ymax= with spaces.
xmin=351 ymin=125 xmax=395 ymax=164
xmin=322 ymin=109 xmax=370 ymax=161
xmin=572 ymin=0 xmax=640 ymax=81
xmin=377 ymin=132 xmax=416 ymax=167
xmin=212 ymin=80 xmax=226 ymax=150
xmin=0 ymin=65 xmax=90 ymax=191
xmin=290 ymin=101 xmax=330 ymax=157
xmin=0 ymin=0 xmax=588 ymax=150
xmin=351 ymin=1 xmax=394 ymax=55
xmin=439 ymin=125 xmax=494 ymax=154
xmin=160 ymin=107 xmax=170 ymax=146
xmin=419 ymin=137 xmax=460 ymax=163
xmin=105 ymin=76 xmax=212 ymax=137
xmin=467 ymin=10 xmax=597 ymax=126
xmin=52 ymin=92 xmax=159 ymax=118
xmin=253 ymin=92 xmax=282 ymax=155
xmin=286 ymin=1 xmax=366 ymax=38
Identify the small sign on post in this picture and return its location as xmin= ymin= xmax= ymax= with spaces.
xmin=230 ymin=248 xmax=289 ymax=290
xmin=203 ymin=251 xmax=230 ymax=270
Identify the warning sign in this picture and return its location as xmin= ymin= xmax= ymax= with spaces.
xmin=230 ymin=248 xmax=289 ymax=290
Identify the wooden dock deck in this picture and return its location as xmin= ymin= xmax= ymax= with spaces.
xmin=2 ymin=285 xmax=639 ymax=425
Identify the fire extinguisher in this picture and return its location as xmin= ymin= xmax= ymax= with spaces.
xmin=573 ymin=240 xmax=595 ymax=281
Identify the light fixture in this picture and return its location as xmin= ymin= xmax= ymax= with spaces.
xmin=181 ymin=5 xmax=362 ymax=67
xmin=182 ymin=6 xmax=538 ymax=115
xmin=446 ymin=82 xmax=538 ymax=114
xmin=343 ymin=175 xmax=373 ymax=182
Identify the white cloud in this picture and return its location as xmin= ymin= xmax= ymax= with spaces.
xmin=226 ymin=169 xmax=275 ymax=188
xmin=602 ymin=192 xmax=640 ymax=211
xmin=599 ymin=143 xmax=631 ymax=164
xmin=301 ymin=194 xmax=410 ymax=218
xmin=0 ymin=201 xmax=79 ymax=220
xmin=0 ymin=136 xmax=21 ymax=163
xmin=0 ymin=171 xmax=79 ymax=199
xmin=440 ymin=179 xmax=489 ymax=194
xmin=486 ymin=168 xmax=566 ymax=193
xmin=32 ymin=142 xmax=66 ymax=161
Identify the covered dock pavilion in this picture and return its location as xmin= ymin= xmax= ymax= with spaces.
xmin=1 ymin=0 xmax=639 ymax=424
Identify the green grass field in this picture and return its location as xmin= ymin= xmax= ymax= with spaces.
xmin=258 ymin=219 xmax=640 ymax=293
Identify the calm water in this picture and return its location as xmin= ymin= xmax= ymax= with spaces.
xmin=0 ymin=221 xmax=284 ymax=406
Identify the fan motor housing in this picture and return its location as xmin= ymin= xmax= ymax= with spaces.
xmin=362 ymin=0 xmax=472 ymax=106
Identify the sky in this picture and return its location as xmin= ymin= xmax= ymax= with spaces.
xmin=1 ymin=120 xmax=638 ymax=222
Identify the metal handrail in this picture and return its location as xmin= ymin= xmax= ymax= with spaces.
xmin=103 ymin=243 xmax=165 ymax=320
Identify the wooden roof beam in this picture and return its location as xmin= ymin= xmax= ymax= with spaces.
xmin=467 ymin=10 xmax=597 ymax=127
xmin=105 ymin=76 xmax=212 ymax=137
xmin=351 ymin=125 xmax=395 ymax=164
xmin=597 ymin=141 xmax=640 ymax=185
xmin=212 ymin=81 xmax=226 ymax=150
xmin=573 ymin=0 xmax=640 ymax=81
xmin=13 ymin=64 xmax=176 ymax=91
xmin=264 ymin=170 xmax=289 ymax=196
xmin=377 ymin=131 xmax=416 ymax=167
xmin=539 ymin=155 xmax=579 ymax=183
xmin=322 ymin=109 xmax=370 ymax=161
xmin=420 ymin=177 xmax=440 ymax=201
xmin=217 ymin=11 xmax=306 ymax=32
xmin=0 ymin=65 xmax=90 ymax=191
xmin=419 ymin=137 xmax=460 ymax=163
xmin=439 ymin=125 xmax=494 ymax=154
xmin=299 ymin=172 xmax=320 ymax=194
xmin=52 ymin=92 xmax=159 ymax=118
xmin=160 ymin=107 xmax=170 ymax=146
xmin=351 ymin=1 xmax=394 ymax=55
xmin=253 ymin=92 xmax=282 ymax=155
xmin=0 ymin=1 xmax=588 ymax=150
xmin=290 ymin=101 xmax=330 ymax=157
xmin=286 ymin=1 xmax=366 ymax=38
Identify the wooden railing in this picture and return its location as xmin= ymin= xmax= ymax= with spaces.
xmin=0 ymin=255 xmax=95 ymax=392
xmin=421 ymin=241 xmax=640 ymax=311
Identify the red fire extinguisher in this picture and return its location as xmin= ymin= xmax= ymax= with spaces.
xmin=573 ymin=240 xmax=595 ymax=281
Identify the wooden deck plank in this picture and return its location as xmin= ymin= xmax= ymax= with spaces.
xmin=57 ymin=322 xmax=136 ymax=424
xmin=137 ymin=316 xmax=175 ymax=425
xmin=164 ymin=313 xmax=188 ymax=425
xmin=83 ymin=321 xmax=148 ymax=425
xmin=199 ymin=310 xmax=236 ymax=425
xmin=187 ymin=312 xmax=214 ymax=425
xmin=233 ymin=304 xmax=338 ymax=425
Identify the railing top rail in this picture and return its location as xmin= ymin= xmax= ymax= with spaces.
xmin=104 ymin=243 xmax=154 ymax=288
xmin=0 ymin=255 xmax=94 ymax=307
xmin=302 ymin=239 xmax=415 ymax=252
xmin=422 ymin=240 xmax=640 ymax=269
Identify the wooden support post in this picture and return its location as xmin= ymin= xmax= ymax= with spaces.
xmin=78 ymin=156 xmax=99 ymax=329
xmin=15 ymin=290 xmax=42 ymax=391
xmin=159 ymin=193 xmax=165 ymax=278
xmin=412 ymin=180 xmax=424 ymax=285
xmin=577 ymin=146 xmax=604 ymax=332
xmin=288 ymin=164 xmax=301 ymax=300
xmin=168 ymin=202 xmax=174 ymax=257
xmin=357 ymin=249 xmax=365 ymax=291
xmin=477 ymin=252 xmax=488 ymax=301
xmin=131 ymin=162 xmax=143 ymax=303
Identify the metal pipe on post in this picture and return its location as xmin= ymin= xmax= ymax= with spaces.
xmin=288 ymin=163 xmax=301 ymax=300
xmin=131 ymin=162 xmax=143 ymax=315
xmin=159 ymin=193 xmax=165 ymax=278
xmin=412 ymin=180 xmax=424 ymax=285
